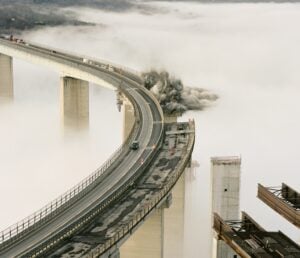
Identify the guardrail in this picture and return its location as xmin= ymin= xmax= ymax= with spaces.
xmin=24 ymin=88 xmax=165 ymax=258
xmin=0 ymin=38 xmax=165 ymax=256
xmin=86 ymin=121 xmax=195 ymax=258
xmin=0 ymin=104 xmax=140 ymax=250
xmin=25 ymin=121 xmax=191 ymax=258
xmin=0 ymin=73 xmax=141 ymax=251
xmin=24 ymin=40 xmax=142 ymax=78
xmin=0 ymin=38 xmax=142 ymax=84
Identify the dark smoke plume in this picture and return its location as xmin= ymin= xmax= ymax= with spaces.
xmin=143 ymin=71 xmax=218 ymax=114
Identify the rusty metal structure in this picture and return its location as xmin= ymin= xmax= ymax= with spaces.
xmin=213 ymin=212 xmax=300 ymax=258
xmin=258 ymin=183 xmax=300 ymax=228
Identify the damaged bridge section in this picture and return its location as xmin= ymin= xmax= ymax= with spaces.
xmin=213 ymin=212 xmax=300 ymax=258
xmin=257 ymin=183 xmax=300 ymax=228
xmin=42 ymin=121 xmax=195 ymax=258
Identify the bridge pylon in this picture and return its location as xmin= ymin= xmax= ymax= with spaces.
xmin=0 ymin=53 xmax=13 ymax=100
xmin=120 ymin=108 xmax=187 ymax=257
xmin=119 ymin=174 xmax=186 ymax=258
xmin=163 ymin=113 xmax=186 ymax=258
xmin=60 ymin=76 xmax=89 ymax=129
xmin=120 ymin=208 xmax=164 ymax=258
xmin=163 ymin=173 xmax=185 ymax=258
xmin=122 ymin=96 xmax=135 ymax=141
xmin=211 ymin=156 xmax=241 ymax=258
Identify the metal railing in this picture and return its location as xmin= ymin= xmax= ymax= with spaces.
xmin=0 ymin=38 xmax=165 ymax=256
xmin=86 ymin=121 xmax=195 ymax=258
xmin=0 ymin=38 xmax=141 ymax=82
xmin=23 ymin=92 xmax=166 ymax=258
xmin=25 ymin=121 xmax=193 ymax=258
xmin=0 ymin=78 xmax=141 ymax=251
xmin=25 ymin=40 xmax=142 ymax=77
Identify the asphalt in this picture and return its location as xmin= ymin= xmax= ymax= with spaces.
xmin=45 ymin=122 xmax=194 ymax=258
xmin=0 ymin=38 xmax=164 ymax=257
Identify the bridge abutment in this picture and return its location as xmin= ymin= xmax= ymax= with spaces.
xmin=60 ymin=76 xmax=89 ymax=129
xmin=0 ymin=53 xmax=13 ymax=99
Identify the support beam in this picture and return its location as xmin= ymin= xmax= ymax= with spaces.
xmin=257 ymin=183 xmax=300 ymax=228
xmin=213 ymin=212 xmax=300 ymax=257
xmin=120 ymin=208 xmax=164 ymax=258
xmin=60 ymin=76 xmax=89 ymax=129
xmin=0 ymin=53 xmax=13 ymax=99
xmin=211 ymin=156 xmax=241 ymax=258
xmin=163 ymin=173 xmax=185 ymax=258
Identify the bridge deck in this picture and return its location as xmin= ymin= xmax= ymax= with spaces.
xmin=44 ymin=122 xmax=195 ymax=257
xmin=0 ymin=38 xmax=166 ymax=257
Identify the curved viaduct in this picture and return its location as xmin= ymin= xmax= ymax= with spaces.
xmin=0 ymin=38 xmax=195 ymax=258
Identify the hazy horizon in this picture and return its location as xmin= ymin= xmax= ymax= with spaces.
xmin=0 ymin=2 xmax=299 ymax=257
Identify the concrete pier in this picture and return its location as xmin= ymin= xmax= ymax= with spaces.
xmin=163 ymin=113 xmax=186 ymax=257
xmin=120 ymin=174 xmax=185 ymax=258
xmin=120 ymin=208 xmax=164 ymax=258
xmin=123 ymin=98 xmax=135 ymax=141
xmin=0 ymin=53 xmax=13 ymax=99
xmin=211 ymin=156 xmax=241 ymax=258
xmin=163 ymin=173 xmax=185 ymax=258
xmin=60 ymin=76 xmax=89 ymax=129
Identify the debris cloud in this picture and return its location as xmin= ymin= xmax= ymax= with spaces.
xmin=143 ymin=70 xmax=218 ymax=114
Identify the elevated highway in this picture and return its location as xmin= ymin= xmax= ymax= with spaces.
xmin=0 ymin=37 xmax=194 ymax=257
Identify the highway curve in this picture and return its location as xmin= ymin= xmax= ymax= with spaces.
xmin=0 ymin=38 xmax=164 ymax=257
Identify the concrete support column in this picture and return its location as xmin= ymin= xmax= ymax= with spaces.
xmin=0 ymin=53 xmax=13 ymax=99
xmin=120 ymin=208 xmax=164 ymax=258
xmin=211 ymin=156 xmax=241 ymax=258
xmin=60 ymin=76 xmax=89 ymax=129
xmin=123 ymin=98 xmax=135 ymax=141
xmin=163 ymin=173 xmax=185 ymax=258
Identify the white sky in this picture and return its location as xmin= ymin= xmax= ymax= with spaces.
xmin=0 ymin=2 xmax=299 ymax=257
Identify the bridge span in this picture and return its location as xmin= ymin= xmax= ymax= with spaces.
xmin=0 ymin=37 xmax=194 ymax=257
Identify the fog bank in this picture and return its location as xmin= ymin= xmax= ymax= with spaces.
xmin=0 ymin=2 xmax=300 ymax=258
